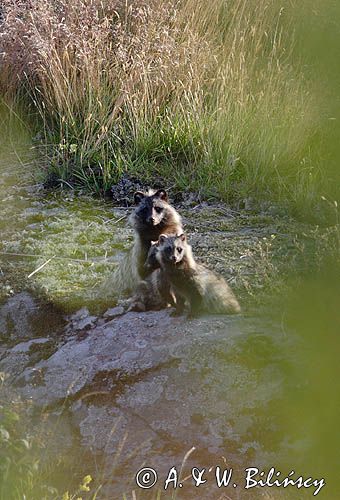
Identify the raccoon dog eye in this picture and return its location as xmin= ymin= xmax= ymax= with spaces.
xmin=177 ymin=247 xmax=182 ymax=253
xmin=154 ymin=206 xmax=163 ymax=214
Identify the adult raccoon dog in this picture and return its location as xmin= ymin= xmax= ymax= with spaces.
xmin=154 ymin=233 xmax=241 ymax=317
xmin=107 ymin=189 xmax=182 ymax=297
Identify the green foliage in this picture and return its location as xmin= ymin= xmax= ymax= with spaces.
xmin=62 ymin=475 xmax=101 ymax=500
xmin=0 ymin=392 xmax=50 ymax=500
xmin=2 ymin=0 xmax=339 ymax=218
xmin=0 ymin=382 xmax=100 ymax=500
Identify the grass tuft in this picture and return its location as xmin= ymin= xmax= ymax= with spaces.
xmin=0 ymin=0 xmax=339 ymax=218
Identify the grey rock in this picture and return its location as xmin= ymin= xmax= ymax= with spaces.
xmin=0 ymin=292 xmax=37 ymax=341
xmin=0 ymin=297 xmax=298 ymax=497
xmin=73 ymin=315 xmax=97 ymax=331
xmin=14 ymin=311 xmax=288 ymax=460
xmin=69 ymin=307 xmax=90 ymax=321
xmin=67 ymin=307 xmax=97 ymax=331
xmin=103 ymin=306 xmax=125 ymax=319
xmin=11 ymin=337 xmax=50 ymax=353
xmin=0 ymin=292 xmax=63 ymax=342
xmin=0 ymin=337 xmax=54 ymax=379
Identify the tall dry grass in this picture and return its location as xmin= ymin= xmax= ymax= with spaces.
xmin=0 ymin=0 xmax=329 ymax=216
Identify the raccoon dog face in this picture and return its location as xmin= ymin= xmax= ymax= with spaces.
xmin=158 ymin=234 xmax=186 ymax=265
xmin=134 ymin=189 xmax=169 ymax=227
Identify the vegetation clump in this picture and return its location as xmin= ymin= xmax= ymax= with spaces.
xmin=1 ymin=0 xmax=338 ymax=218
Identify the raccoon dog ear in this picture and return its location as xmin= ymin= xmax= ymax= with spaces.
xmin=134 ymin=191 xmax=145 ymax=205
xmin=154 ymin=189 xmax=168 ymax=201
xmin=178 ymin=233 xmax=186 ymax=242
xmin=158 ymin=234 xmax=168 ymax=244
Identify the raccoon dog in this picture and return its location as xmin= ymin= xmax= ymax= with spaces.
xmin=105 ymin=189 xmax=182 ymax=298
xmin=154 ymin=233 xmax=241 ymax=317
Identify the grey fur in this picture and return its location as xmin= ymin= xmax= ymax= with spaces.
xmin=101 ymin=189 xmax=182 ymax=298
xmin=127 ymin=268 xmax=175 ymax=312
xmin=156 ymin=234 xmax=241 ymax=316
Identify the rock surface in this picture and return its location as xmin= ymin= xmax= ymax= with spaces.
xmin=0 ymin=295 xmax=297 ymax=499
xmin=0 ymin=295 xmax=300 ymax=499
xmin=0 ymin=292 xmax=64 ymax=342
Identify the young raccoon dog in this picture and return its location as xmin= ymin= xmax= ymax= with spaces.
xmin=106 ymin=189 xmax=182 ymax=297
xmin=154 ymin=234 xmax=241 ymax=317
xmin=128 ymin=241 xmax=175 ymax=311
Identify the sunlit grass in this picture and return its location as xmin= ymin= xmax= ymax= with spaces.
xmin=1 ymin=0 xmax=338 ymax=219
